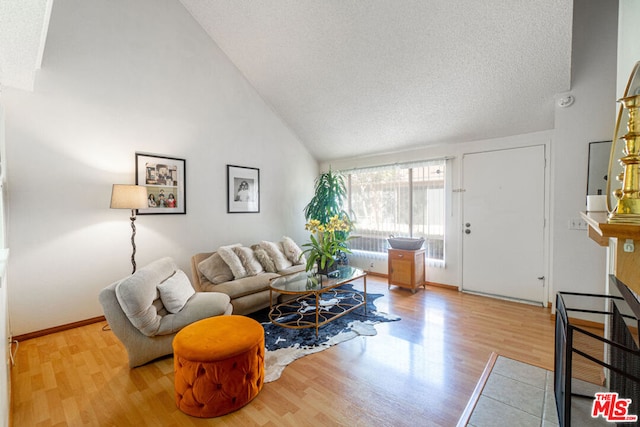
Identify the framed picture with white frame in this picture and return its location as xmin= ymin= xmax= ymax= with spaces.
xmin=227 ymin=164 xmax=260 ymax=213
xmin=135 ymin=152 xmax=186 ymax=215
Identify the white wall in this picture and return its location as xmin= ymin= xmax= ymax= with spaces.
xmin=617 ymin=0 xmax=640 ymax=96
xmin=0 ymin=104 xmax=8 ymax=427
xmin=326 ymin=0 xmax=619 ymax=305
xmin=3 ymin=0 xmax=317 ymax=335
xmin=550 ymin=0 xmax=618 ymax=297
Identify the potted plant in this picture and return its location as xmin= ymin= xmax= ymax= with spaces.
xmin=302 ymin=169 xmax=353 ymax=273
xmin=301 ymin=215 xmax=352 ymax=274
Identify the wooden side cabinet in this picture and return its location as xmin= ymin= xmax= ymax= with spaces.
xmin=388 ymin=248 xmax=426 ymax=293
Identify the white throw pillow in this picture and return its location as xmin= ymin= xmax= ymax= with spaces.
xmin=157 ymin=269 xmax=195 ymax=314
xmin=259 ymin=240 xmax=293 ymax=271
xmin=233 ymin=246 xmax=264 ymax=276
xmin=281 ymin=236 xmax=306 ymax=265
xmin=218 ymin=245 xmax=248 ymax=279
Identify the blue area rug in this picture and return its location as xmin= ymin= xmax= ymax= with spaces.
xmin=251 ymin=284 xmax=400 ymax=382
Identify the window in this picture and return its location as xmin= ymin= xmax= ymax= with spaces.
xmin=345 ymin=160 xmax=446 ymax=266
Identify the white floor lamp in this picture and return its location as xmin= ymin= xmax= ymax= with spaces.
xmin=110 ymin=184 xmax=148 ymax=274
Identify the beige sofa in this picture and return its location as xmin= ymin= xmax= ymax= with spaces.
xmin=191 ymin=238 xmax=307 ymax=315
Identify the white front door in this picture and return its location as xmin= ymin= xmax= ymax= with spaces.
xmin=461 ymin=145 xmax=546 ymax=304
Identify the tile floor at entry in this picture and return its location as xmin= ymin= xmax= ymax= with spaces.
xmin=467 ymin=356 xmax=610 ymax=427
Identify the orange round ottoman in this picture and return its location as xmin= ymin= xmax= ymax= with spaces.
xmin=173 ymin=315 xmax=265 ymax=418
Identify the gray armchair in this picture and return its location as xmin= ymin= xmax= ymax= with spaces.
xmin=99 ymin=257 xmax=232 ymax=368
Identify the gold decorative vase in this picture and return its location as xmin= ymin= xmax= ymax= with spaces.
xmin=608 ymin=62 xmax=640 ymax=223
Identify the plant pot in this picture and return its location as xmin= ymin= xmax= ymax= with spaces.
xmin=336 ymin=250 xmax=349 ymax=266
xmin=316 ymin=259 xmax=338 ymax=276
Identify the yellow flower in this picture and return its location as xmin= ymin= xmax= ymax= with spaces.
xmin=305 ymin=219 xmax=323 ymax=233
xmin=304 ymin=216 xmax=351 ymax=236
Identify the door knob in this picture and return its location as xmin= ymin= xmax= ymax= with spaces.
xmin=465 ymin=229 xmax=471 ymax=234
xmin=465 ymin=223 xmax=471 ymax=227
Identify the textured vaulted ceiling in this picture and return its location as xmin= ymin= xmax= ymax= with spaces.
xmin=2 ymin=1 xmax=574 ymax=162
xmin=179 ymin=0 xmax=573 ymax=162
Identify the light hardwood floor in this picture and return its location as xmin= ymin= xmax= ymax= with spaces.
xmin=10 ymin=276 xmax=557 ymax=426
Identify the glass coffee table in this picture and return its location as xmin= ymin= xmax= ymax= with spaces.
xmin=269 ymin=266 xmax=367 ymax=337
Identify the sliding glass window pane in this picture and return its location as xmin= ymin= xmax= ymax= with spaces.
xmin=411 ymin=164 xmax=445 ymax=262
xmin=345 ymin=160 xmax=446 ymax=265
xmin=349 ymin=167 xmax=409 ymax=252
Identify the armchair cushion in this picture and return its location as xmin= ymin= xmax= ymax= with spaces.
xmin=115 ymin=257 xmax=177 ymax=337
xmin=100 ymin=257 xmax=233 ymax=368
xmin=157 ymin=269 xmax=195 ymax=314
xmin=155 ymin=292 xmax=232 ymax=335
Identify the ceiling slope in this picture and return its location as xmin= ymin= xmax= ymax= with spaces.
xmin=179 ymin=0 xmax=573 ymax=161
xmin=0 ymin=0 xmax=53 ymax=92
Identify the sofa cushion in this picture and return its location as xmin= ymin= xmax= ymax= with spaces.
xmin=218 ymin=245 xmax=247 ymax=279
xmin=198 ymin=253 xmax=234 ymax=284
xmin=115 ymin=257 xmax=177 ymax=337
xmin=211 ymin=273 xmax=279 ymax=299
xmin=233 ymin=246 xmax=264 ymax=276
xmin=260 ymin=240 xmax=293 ymax=271
xmin=157 ymin=269 xmax=195 ymax=314
xmin=252 ymin=245 xmax=277 ymax=273
xmin=281 ymin=236 xmax=306 ymax=265
xmin=277 ymin=263 xmax=307 ymax=276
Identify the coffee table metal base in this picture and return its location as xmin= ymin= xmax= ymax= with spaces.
xmin=268 ymin=279 xmax=367 ymax=337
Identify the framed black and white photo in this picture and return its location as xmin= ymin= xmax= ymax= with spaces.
xmin=227 ymin=165 xmax=260 ymax=213
xmin=135 ymin=153 xmax=186 ymax=215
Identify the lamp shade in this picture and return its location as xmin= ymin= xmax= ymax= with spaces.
xmin=110 ymin=184 xmax=148 ymax=209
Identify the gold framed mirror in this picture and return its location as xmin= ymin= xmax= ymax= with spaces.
xmin=606 ymin=61 xmax=640 ymax=222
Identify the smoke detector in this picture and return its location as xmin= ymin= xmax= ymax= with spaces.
xmin=557 ymin=95 xmax=575 ymax=108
